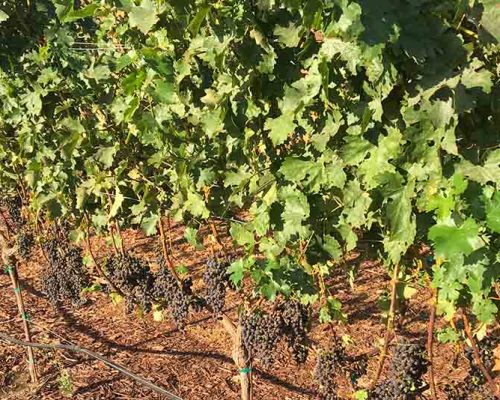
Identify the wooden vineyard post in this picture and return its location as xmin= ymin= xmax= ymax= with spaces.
xmin=221 ymin=314 xmax=252 ymax=400
xmin=1 ymin=246 xmax=38 ymax=384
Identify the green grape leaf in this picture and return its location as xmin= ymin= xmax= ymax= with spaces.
xmin=274 ymin=23 xmax=302 ymax=47
xmin=461 ymin=61 xmax=493 ymax=93
xmin=265 ymin=114 xmax=296 ymax=146
xmin=320 ymin=38 xmax=361 ymax=74
xmin=230 ymin=223 xmax=255 ymax=248
xmin=154 ymin=81 xmax=178 ymax=104
xmin=480 ymin=0 xmax=500 ymax=42
xmin=228 ymin=257 xmax=254 ymax=288
xmin=353 ymin=390 xmax=368 ymax=400
xmin=485 ymin=191 xmax=500 ymax=233
xmin=319 ymin=296 xmax=346 ymax=323
xmin=383 ymin=183 xmax=416 ymax=264
xmin=321 ymin=235 xmax=342 ymax=260
xmin=184 ymin=191 xmax=209 ymax=219
xmin=472 ymin=297 xmax=497 ymax=323
xmin=359 ymin=127 xmax=403 ymax=188
xmin=436 ymin=327 xmax=460 ymax=343
xmin=109 ymin=191 xmax=124 ymax=218
xmin=61 ymin=3 xmax=99 ymax=23
xmin=187 ymin=6 xmax=210 ymax=37
xmin=428 ymin=219 xmax=482 ymax=259
xmin=95 ymin=146 xmax=117 ymax=168
xmin=141 ymin=213 xmax=159 ymax=236
xmin=457 ymin=149 xmax=500 ymax=185
xmin=279 ymin=186 xmax=310 ymax=239
xmin=184 ymin=227 xmax=204 ymax=250
xmin=279 ymin=158 xmax=313 ymax=182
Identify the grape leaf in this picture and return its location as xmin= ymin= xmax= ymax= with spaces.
xmin=485 ymin=191 xmax=500 ymax=233
xmin=265 ymin=114 xmax=296 ymax=146
xmin=480 ymin=0 xmax=500 ymax=42
xmin=0 ymin=10 xmax=9 ymax=23
xmin=141 ymin=213 xmax=159 ymax=236
xmin=383 ymin=183 xmax=416 ymax=264
xmin=129 ymin=0 xmax=158 ymax=34
xmin=428 ymin=219 xmax=483 ymax=258
xmin=274 ymin=23 xmax=302 ymax=47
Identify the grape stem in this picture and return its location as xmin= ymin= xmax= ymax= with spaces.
xmin=158 ymin=215 xmax=180 ymax=282
xmin=109 ymin=224 xmax=120 ymax=255
xmin=166 ymin=217 xmax=176 ymax=261
xmin=106 ymin=192 xmax=125 ymax=256
xmin=84 ymin=218 xmax=125 ymax=297
xmin=34 ymin=218 xmax=52 ymax=266
xmin=461 ymin=312 xmax=498 ymax=397
xmin=209 ymin=221 xmax=228 ymax=258
xmin=427 ymin=290 xmax=437 ymax=400
xmin=371 ymin=263 xmax=399 ymax=387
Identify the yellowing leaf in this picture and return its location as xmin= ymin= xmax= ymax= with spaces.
xmin=129 ymin=0 xmax=158 ymax=34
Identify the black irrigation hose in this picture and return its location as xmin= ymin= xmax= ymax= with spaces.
xmin=0 ymin=332 xmax=182 ymax=400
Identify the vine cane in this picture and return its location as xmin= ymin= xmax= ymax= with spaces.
xmin=158 ymin=215 xmax=180 ymax=281
xmin=371 ymin=263 xmax=400 ymax=388
xmin=462 ymin=312 xmax=498 ymax=397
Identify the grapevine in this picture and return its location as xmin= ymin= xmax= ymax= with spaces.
xmin=0 ymin=0 xmax=499 ymax=398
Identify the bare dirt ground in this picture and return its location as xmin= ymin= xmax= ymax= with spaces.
xmin=0 ymin=221 xmax=496 ymax=399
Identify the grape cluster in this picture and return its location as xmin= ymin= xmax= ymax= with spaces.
xmin=443 ymin=381 xmax=493 ymax=400
xmin=17 ymin=231 xmax=34 ymax=259
xmin=241 ymin=311 xmax=283 ymax=367
xmin=277 ymin=299 xmax=310 ymax=363
xmin=390 ymin=343 xmax=428 ymax=381
xmin=151 ymin=256 xmax=204 ymax=329
xmin=369 ymin=342 xmax=428 ymax=399
xmin=349 ymin=353 xmax=369 ymax=386
xmin=369 ymin=379 xmax=403 ymax=400
xmin=241 ymin=299 xmax=311 ymax=367
xmin=3 ymin=195 xmax=23 ymax=226
xmin=203 ymin=256 xmax=231 ymax=315
xmin=445 ymin=336 xmax=499 ymax=399
xmin=105 ymin=254 xmax=154 ymax=313
xmin=42 ymin=239 xmax=89 ymax=307
xmin=314 ymin=338 xmax=368 ymax=399
xmin=315 ymin=345 xmax=346 ymax=400
xmin=465 ymin=336 xmax=498 ymax=386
